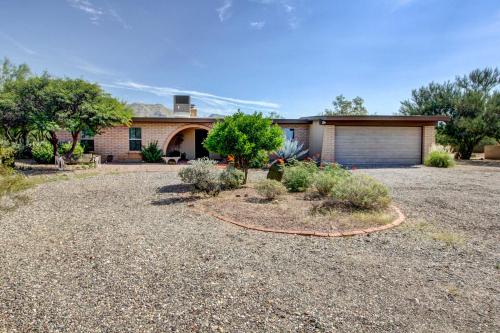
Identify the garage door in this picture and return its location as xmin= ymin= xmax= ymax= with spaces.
xmin=335 ymin=126 xmax=422 ymax=166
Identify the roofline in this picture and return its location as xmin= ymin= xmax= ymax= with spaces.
xmin=132 ymin=117 xmax=218 ymax=123
xmin=131 ymin=115 xmax=448 ymax=125
xmin=302 ymin=115 xmax=449 ymax=122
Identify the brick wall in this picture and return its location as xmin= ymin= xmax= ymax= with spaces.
xmin=278 ymin=124 xmax=309 ymax=149
xmin=320 ymin=125 xmax=335 ymax=163
xmin=422 ymin=125 xmax=435 ymax=160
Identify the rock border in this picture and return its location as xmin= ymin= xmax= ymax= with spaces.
xmin=190 ymin=204 xmax=405 ymax=237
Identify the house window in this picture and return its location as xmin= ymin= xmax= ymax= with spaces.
xmin=80 ymin=130 xmax=94 ymax=153
xmin=284 ymin=128 xmax=295 ymax=140
xmin=129 ymin=128 xmax=142 ymax=151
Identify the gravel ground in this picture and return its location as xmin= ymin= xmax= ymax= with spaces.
xmin=0 ymin=164 xmax=499 ymax=332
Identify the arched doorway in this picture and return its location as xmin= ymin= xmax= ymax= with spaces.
xmin=163 ymin=125 xmax=211 ymax=160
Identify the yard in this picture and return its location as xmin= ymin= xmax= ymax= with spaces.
xmin=0 ymin=163 xmax=499 ymax=332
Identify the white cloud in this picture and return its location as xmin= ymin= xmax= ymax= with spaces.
xmin=251 ymin=0 xmax=300 ymax=29
xmin=104 ymin=80 xmax=280 ymax=115
xmin=250 ymin=21 xmax=266 ymax=29
xmin=0 ymin=31 xmax=37 ymax=55
xmin=67 ymin=0 xmax=103 ymax=25
xmin=73 ymin=57 xmax=115 ymax=76
xmin=217 ymin=0 xmax=233 ymax=22
xmin=67 ymin=0 xmax=130 ymax=28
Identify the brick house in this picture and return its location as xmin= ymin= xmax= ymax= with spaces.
xmin=62 ymin=100 xmax=447 ymax=166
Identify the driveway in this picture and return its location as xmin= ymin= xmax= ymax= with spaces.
xmin=0 ymin=163 xmax=498 ymax=332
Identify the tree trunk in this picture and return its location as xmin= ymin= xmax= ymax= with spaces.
xmin=457 ymin=143 xmax=474 ymax=160
xmin=242 ymin=159 xmax=248 ymax=184
xmin=49 ymin=131 xmax=59 ymax=160
xmin=65 ymin=132 xmax=80 ymax=160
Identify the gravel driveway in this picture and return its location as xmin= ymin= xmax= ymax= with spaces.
xmin=0 ymin=164 xmax=499 ymax=332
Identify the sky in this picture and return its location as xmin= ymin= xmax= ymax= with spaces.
xmin=0 ymin=0 xmax=499 ymax=117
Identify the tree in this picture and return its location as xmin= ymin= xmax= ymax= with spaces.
xmin=203 ymin=111 xmax=284 ymax=183
xmin=400 ymin=68 xmax=500 ymax=159
xmin=267 ymin=111 xmax=284 ymax=119
xmin=0 ymin=58 xmax=31 ymax=89
xmin=323 ymin=95 xmax=368 ymax=116
xmin=48 ymin=78 xmax=132 ymax=159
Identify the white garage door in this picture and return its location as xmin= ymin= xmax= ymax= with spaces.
xmin=335 ymin=126 xmax=422 ymax=166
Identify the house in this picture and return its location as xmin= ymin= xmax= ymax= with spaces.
xmin=60 ymin=96 xmax=447 ymax=166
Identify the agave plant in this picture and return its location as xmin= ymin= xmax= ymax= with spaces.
xmin=274 ymin=139 xmax=308 ymax=163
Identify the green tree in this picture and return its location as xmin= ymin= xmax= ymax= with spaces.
xmin=203 ymin=111 xmax=284 ymax=183
xmin=48 ymin=78 xmax=132 ymax=159
xmin=323 ymin=95 xmax=368 ymax=116
xmin=400 ymin=68 xmax=500 ymax=159
xmin=0 ymin=57 xmax=31 ymax=89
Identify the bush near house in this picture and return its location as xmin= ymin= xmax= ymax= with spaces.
xmin=283 ymin=164 xmax=315 ymax=192
xmin=31 ymin=141 xmax=55 ymax=164
xmin=330 ymin=174 xmax=391 ymax=210
xmin=0 ymin=141 xmax=15 ymax=167
xmin=219 ymin=166 xmax=244 ymax=190
xmin=58 ymin=142 xmax=84 ymax=162
xmin=424 ymin=145 xmax=455 ymax=168
xmin=255 ymin=179 xmax=286 ymax=200
xmin=313 ymin=172 xmax=339 ymax=197
xmin=141 ymin=141 xmax=163 ymax=163
xmin=178 ymin=158 xmax=221 ymax=195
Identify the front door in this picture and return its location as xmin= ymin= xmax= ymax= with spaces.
xmin=195 ymin=129 xmax=209 ymax=159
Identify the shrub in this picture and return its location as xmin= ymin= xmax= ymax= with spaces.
xmin=0 ymin=165 xmax=31 ymax=197
xmin=323 ymin=163 xmax=350 ymax=178
xmin=249 ymin=150 xmax=269 ymax=169
xmin=178 ymin=158 xmax=221 ymax=195
xmin=59 ymin=142 xmax=84 ymax=162
xmin=424 ymin=146 xmax=455 ymax=168
xmin=141 ymin=141 xmax=163 ymax=163
xmin=31 ymin=141 xmax=54 ymax=164
xmin=330 ymin=174 xmax=391 ymax=210
xmin=219 ymin=166 xmax=244 ymax=189
xmin=255 ymin=179 xmax=286 ymax=200
xmin=313 ymin=172 xmax=338 ymax=196
xmin=0 ymin=141 xmax=16 ymax=167
xmin=283 ymin=165 xmax=314 ymax=192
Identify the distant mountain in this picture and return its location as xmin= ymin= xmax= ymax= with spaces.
xmin=128 ymin=103 xmax=173 ymax=117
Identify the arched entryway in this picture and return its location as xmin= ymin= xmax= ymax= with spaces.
xmin=162 ymin=125 xmax=211 ymax=160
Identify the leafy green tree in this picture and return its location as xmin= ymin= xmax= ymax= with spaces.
xmin=400 ymin=68 xmax=500 ymax=159
xmin=0 ymin=58 xmax=31 ymax=89
xmin=323 ymin=95 xmax=368 ymax=116
xmin=47 ymin=78 xmax=132 ymax=159
xmin=203 ymin=111 xmax=284 ymax=183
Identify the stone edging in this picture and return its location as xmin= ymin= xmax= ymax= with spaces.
xmin=190 ymin=204 xmax=405 ymax=237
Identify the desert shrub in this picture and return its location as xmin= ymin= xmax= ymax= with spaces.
xmin=141 ymin=141 xmax=163 ymax=163
xmin=0 ymin=165 xmax=31 ymax=197
xmin=313 ymin=172 xmax=338 ymax=196
xmin=255 ymin=179 xmax=286 ymax=200
xmin=31 ymin=141 xmax=54 ymax=164
xmin=219 ymin=166 xmax=244 ymax=189
xmin=0 ymin=141 xmax=16 ymax=167
xmin=283 ymin=165 xmax=314 ymax=192
xmin=178 ymin=158 xmax=221 ymax=195
xmin=58 ymin=142 xmax=84 ymax=162
xmin=331 ymin=174 xmax=391 ymax=210
xmin=424 ymin=146 xmax=455 ymax=168
xmin=323 ymin=163 xmax=350 ymax=178
xmin=295 ymin=160 xmax=319 ymax=173
xmin=249 ymin=150 xmax=269 ymax=169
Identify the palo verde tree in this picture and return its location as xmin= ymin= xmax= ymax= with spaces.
xmin=322 ymin=94 xmax=368 ymax=116
xmin=203 ymin=111 xmax=284 ymax=183
xmin=49 ymin=78 xmax=132 ymax=159
xmin=400 ymin=67 xmax=500 ymax=159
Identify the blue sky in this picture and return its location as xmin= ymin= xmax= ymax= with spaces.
xmin=0 ymin=0 xmax=499 ymax=117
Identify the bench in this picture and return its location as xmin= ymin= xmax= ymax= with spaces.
xmin=162 ymin=156 xmax=181 ymax=164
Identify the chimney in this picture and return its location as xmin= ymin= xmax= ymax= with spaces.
xmin=190 ymin=104 xmax=198 ymax=118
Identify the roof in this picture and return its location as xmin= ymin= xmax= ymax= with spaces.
xmin=130 ymin=115 xmax=448 ymax=125
xmin=128 ymin=103 xmax=173 ymax=118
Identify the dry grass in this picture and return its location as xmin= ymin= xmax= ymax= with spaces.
xmin=194 ymin=186 xmax=398 ymax=233
xmin=403 ymin=219 xmax=466 ymax=247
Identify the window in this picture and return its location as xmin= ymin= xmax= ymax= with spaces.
xmin=129 ymin=128 xmax=142 ymax=151
xmin=80 ymin=130 xmax=94 ymax=153
xmin=284 ymin=128 xmax=295 ymax=140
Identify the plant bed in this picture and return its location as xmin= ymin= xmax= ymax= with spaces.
xmin=191 ymin=186 xmax=404 ymax=236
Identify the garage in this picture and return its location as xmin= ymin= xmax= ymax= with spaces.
xmin=334 ymin=126 xmax=422 ymax=166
